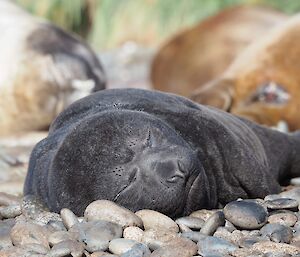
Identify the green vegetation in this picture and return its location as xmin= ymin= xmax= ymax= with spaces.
xmin=16 ymin=0 xmax=300 ymax=50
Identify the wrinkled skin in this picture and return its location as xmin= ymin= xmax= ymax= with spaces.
xmin=24 ymin=89 xmax=300 ymax=217
xmin=192 ymin=14 xmax=300 ymax=131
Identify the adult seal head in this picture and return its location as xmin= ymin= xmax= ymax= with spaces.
xmin=24 ymin=89 xmax=300 ymax=217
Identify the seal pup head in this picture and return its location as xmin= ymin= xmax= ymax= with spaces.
xmin=45 ymin=110 xmax=206 ymax=217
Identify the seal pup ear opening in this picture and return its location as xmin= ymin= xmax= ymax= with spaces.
xmin=191 ymin=78 xmax=234 ymax=111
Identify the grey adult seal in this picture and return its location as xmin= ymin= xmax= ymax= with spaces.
xmin=24 ymin=89 xmax=300 ymax=217
xmin=0 ymin=0 xmax=105 ymax=136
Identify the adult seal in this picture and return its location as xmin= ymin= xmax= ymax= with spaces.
xmin=24 ymin=89 xmax=300 ymax=217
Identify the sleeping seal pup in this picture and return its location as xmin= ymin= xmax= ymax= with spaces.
xmin=191 ymin=14 xmax=300 ymax=131
xmin=0 ymin=0 xmax=105 ymax=136
xmin=24 ymin=89 xmax=300 ymax=217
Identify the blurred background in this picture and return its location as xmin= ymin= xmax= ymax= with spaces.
xmin=16 ymin=0 xmax=300 ymax=50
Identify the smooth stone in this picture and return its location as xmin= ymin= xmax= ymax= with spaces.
xmin=290 ymin=177 xmax=300 ymax=186
xmin=175 ymin=216 xmax=205 ymax=230
xmin=265 ymin=198 xmax=298 ymax=211
xmin=20 ymin=243 xmax=49 ymax=254
xmin=32 ymin=211 xmax=62 ymax=227
xmin=109 ymin=238 xmax=139 ymax=255
xmin=48 ymin=231 xmax=77 ymax=246
xmin=200 ymin=211 xmax=225 ymax=235
xmin=264 ymin=253 xmax=291 ymax=257
xmin=190 ymin=209 xmax=217 ymax=221
xmin=238 ymin=236 xmax=268 ymax=248
xmin=197 ymin=236 xmax=238 ymax=256
xmin=224 ymin=220 xmax=236 ymax=233
xmin=251 ymin=241 xmax=300 ymax=255
xmin=141 ymin=229 xmax=178 ymax=250
xmin=280 ymin=188 xmax=300 ymax=204
xmin=10 ymin=222 xmax=49 ymax=249
xmin=178 ymin=223 xmax=192 ymax=232
xmin=0 ymin=246 xmax=29 ymax=257
xmin=180 ymin=231 xmax=207 ymax=243
xmin=268 ymin=210 xmax=298 ymax=226
xmin=264 ymin=194 xmax=282 ymax=201
xmin=0 ymin=205 xmax=21 ymax=219
xmin=0 ymin=193 xmax=20 ymax=206
xmin=120 ymin=243 xmax=151 ymax=257
xmin=135 ymin=210 xmax=178 ymax=233
xmin=0 ymin=219 xmax=15 ymax=249
xmin=48 ymin=240 xmax=84 ymax=257
xmin=69 ymin=220 xmax=122 ymax=252
xmin=150 ymin=237 xmax=197 ymax=257
xmin=60 ymin=208 xmax=79 ymax=230
xmin=260 ymin=223 xmax=293 ymax=243
xmin=232 ymin=248 xmax=265 ymax=257
xmin=123 ymin=226 xmax=144 ymax=242
xmin=47 ymin=220 xmax=67 ymax=232
xmin=85 ymin=200 xmax=143 ymax=229
xmin=224 ymin=200 xmax=268 ymax=229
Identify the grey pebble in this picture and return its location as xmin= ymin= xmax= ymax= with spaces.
xmin=10 ymin=221 xmax=49 ymax=249
xmin=290 ymin=177 xmax=300 ymax=186
xmin=48 ymin=230 xmax=78 ymax=246
xmin=265 ymin=198 xmax=299 ymax=211
xmin=21 ymin=194 xmax=48 ymax=220
xmin=175 ymin=216 xmax=205 ymax=230
xmin=180 ymin=231 xmax=207 ymax=243
xmin=69 ymin=220 xmax=122 ymax=252
xmin=197 ymin=236 xmax=238 ymax=256
xmin=238 ymin=236 xmax=269 ymax=248
xmin=0 ymin=204 xmax=21 ymax=218
xmin=268 ymin=210 xmax=298 ymax=227
xmin=109 ymin=238 xmax=139 ymax=255
xmin=141 ymin=229 xmax=177 ymax=250
xmin=60 ymin=208 xmax=79 ymax=230
xmin=200 ymin=211 xmax=225 ymax=235
xmin=20 ymin=243 xmax=49 ymax=254
xmin=0 ymin=219 xmax=14 ymax=249
xmin=48 ymin=240 xmax=84 ymax=257
xmin=260 ymin=223 xmax=293 ymax=243
xmin=120 ymin=243 xmax=151 ymax=257
xmin=224 ymin=200 xmax=268 ymax=229
xmin=85 ymin=200 xmax=143 ymax=229
xmin=280 ymin=188 xmax=300 ymax=205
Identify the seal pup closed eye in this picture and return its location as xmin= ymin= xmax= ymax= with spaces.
xmin=0 ymin=0 xmax=106 ymax=136
xmin=24 ymin=89 xmax=300 ymax=218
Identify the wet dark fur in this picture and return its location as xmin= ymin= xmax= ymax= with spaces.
xmin=24 ymin=89 xmax=300 ymax=217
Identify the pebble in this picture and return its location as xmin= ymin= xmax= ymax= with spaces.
xmin=0 ymin=205 xmax=21 ymax=219
xmin=109 ymin=238 xmax=139 ymax=255
xmin=197 ymin=236 xmax=238 ymax=256
xmin=60 ymin=208 xmax=79 ymax=229
xmin=280 ymin=188 xmax=300 ymax=204
xmin=200 ymin=211 xmax=225 ymax=235
xmin=150 ymin=237 xmax=197 ymax=257
xmin=21 ymin=194 xmax=48 ymax=220
xmin=189 ymin=209 xmax=217 ymax=221
xmin=123 ymin=226 xmax=144 ymax=242
xmin=268 ymin=210 xmax=298 ymax=226
xmin=85 ymin=200 xmax=143 ymax=229
xmin=251 ymin=241 xmax=300 ymax=255
xmin=141 ymin=229 xmax=177 ymax=250
xmin=265 ymin=198 xmax=299 ymax=211
xmin=290 ymin=177 xmax=300 ymax=186
xmin=0 ymin=219 xmax=14 ymax=249
xmin=135 ymin=209 xmax=179 ymax=233
xmin=260 ymin=223 xmax=293 ymax=243
xmin=48 ymin=230 xmax=77 ymax=246
xmin=120 ymin=243 xmax=151 ymax=257
xmin=10 ymin=222 xmax=49 ymax=249
xmin=180 ymin=231 xmax=207 ymax=243
xmin=238 ymin=236 xmax=268 ymax=248
xmin=48 ymin=240 xmax=84 ymax=257
xmin=91 ymin=252 xmax=119 ymax=257
xmin=69 ymin=220 xmax=123 ymax=252
xmin=175 ymin=216 xmax=205 ymax=230
xmin=224 ymin=200 xmax=268 ymax=229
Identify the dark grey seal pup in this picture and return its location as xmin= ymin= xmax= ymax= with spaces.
xmin=24 ymin=89 xmax=300 ymax=217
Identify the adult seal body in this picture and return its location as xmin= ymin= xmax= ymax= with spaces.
xmin=24 ymin=89 xmax=300 ymax=217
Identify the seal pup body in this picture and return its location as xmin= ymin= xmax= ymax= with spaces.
xmin=0 ymin=0 xmax=105 ymax=136
xmin=24 ymin=89 xmax=300 ymax=217
xmin=192 ymin=14 xmax=300 ymax=130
